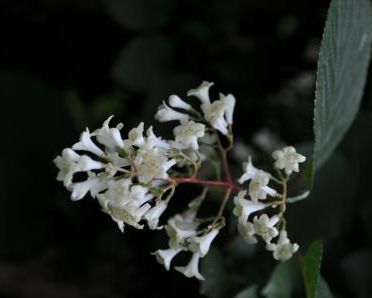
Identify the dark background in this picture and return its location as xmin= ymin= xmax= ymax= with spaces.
xmin=0 ymin=0 xmax=371 ymax=297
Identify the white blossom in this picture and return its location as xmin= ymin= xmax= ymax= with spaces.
xmin=94 ymin=116 xmax=125 ymax=150
xmin=187 ymin=81 xmax=214 ymax=104
xmin=155 ymin=102 xmax=189 ymax=123
xmin=166 ymin=213 xmax=198 ymax=249
xmin=272 ymin=146 xmax=306 ymax=175
xmin=144 ymin=126 xmax=170 ymax=150
xmin=169 ymin=95 xmax=192 ymax=110
xmin=134 ymin=147 xmax=176 ymax=184
xmin=175 ymin=252 xmax=204 ymax=280
xmin=233 ymin=191 xmax=266 ymax=222
xmin=221 ymin=93 xmax=236 ymax=124
xmin=144 ymin=201 xmax=168 ymax=229
xmin=68 ymin=172 xmax=106 ymax=201
xmin=127 ymin=122 xmax=145 ymax=147
xmin=248 ymin=171 xmax=277 ymax=202
xmin=54 ymin=148 xmax=104 ymax=187
xmin=97 ymin=180 xmax=153 ymax=230
xmin=237 ymin=219 xmax=257 ymax=244
xmin=188 ymin=229 xmax=219 ymax=257
xmin=152 ymin=247 xmax=182 ymax=271
xmin=201 ymin=99 xmax=229 ymax=135
xmin=173 ymin=120 xmax=205 ymax=150
xmin=266 ymin=230 xmax=299 ymax=262
xmin=72 ymin=128 xmax=104 ymax=156
xmin=238 ymin=156 xmax=258 ymax=184
xmin=253 ymin=214 xmax=279 ymax=243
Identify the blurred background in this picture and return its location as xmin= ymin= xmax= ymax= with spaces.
xmin=0 ymin=0 xmax=371 ymax=297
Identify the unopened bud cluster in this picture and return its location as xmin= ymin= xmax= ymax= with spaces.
xmin=54 ymin=81 xmax=306 ymax=280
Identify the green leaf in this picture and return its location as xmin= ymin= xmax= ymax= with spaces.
xmin=317 ymin=277 xmax=333 ymax=298
xmin=302 ymin=241 xmax=323 ymax=298
xmin=105 ymin=0 xmax=173 ymax=31
xmin=308 ymin=0 xmax=372 ymax=187
xmin=234 ymin=285 xmax=258 ymax=298
xmin=112 ymin=35 xmax=173 ymax=92
xmin=261 ymin=259 xmax=300 ymax=298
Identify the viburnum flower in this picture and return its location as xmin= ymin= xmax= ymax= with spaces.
xmin=188 ymin=229 xmax=219 ymax=257
xmin=272 ymin=146 xmax=306 ymax=175
xmin=266 ymin=230 xmax=299 ymax=262
xmin=253 ymin=214 xmax=280 ymax=244
xmin=97 ymin=179 xmax=153 ymax=230
xmin=168 ymin=95 xmax=192 ymax=111
xmin=166 ymin=212 xmax=198 ymax=249
xmin=238 ymin=219 xmax=258 ymax=244
xmin=54 ymin=148 xmax=104 ymax=187
xmin=134 ymin=147 xmax=176 ymax=184
xmin=175 ymin=252 xmax=204 ymax=280
xmin=127 ymin=122 xmax=145 ymax=147
xmin=94 ymin=116 xmax=125 ymax=150
xmin=152 ymin=247 xmax=182 ymax=271
xmin=201 ymin=97 xmax=229 ymax=135
xmin=187 ymin=81 xmax=214 ymax=104
xmin=233 ymin=191 xmax=266 ymax=221
xmin=155 ymin=101 xmax=189 ymax=122
xmin=144 ymin=201 xmax=168 ymax=230
xmin=248 ymin=171 xmax=277 ymax=202
xmin=72 ymin=128 xmax=104 ymax=157
xmin=68 ymin=172 xmax=104 ymax=201
xmin=173 ymin=120 xmax=205 ymax=150
xmin=238 ymin=156 xmax=258 ymax=184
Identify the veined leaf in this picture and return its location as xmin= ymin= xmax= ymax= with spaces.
xmin=302 ymin=241 xmax=323 ymax=298
xmin=309 ymin=0 xmax=372 ymax=186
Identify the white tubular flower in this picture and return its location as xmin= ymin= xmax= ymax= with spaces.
xmin=175 ymin=252 xmax=204 ymax=280
xmin=94 ymin=116 xmax=124 ymax=150
xmin=233 ymin=191 xmax=266 ymax=222
xmin=173 ymin=120 xmax=205 ymax=150
xmin=72 ymin=128 xmax=104 ymax=156
xmin=127 ymin=122 xmax=145 ymax=147
xmin=68 ymin=172 xmax=102 ymax=201
xmin=253 ymin=214 xmax=279 ymax=243
xmin=166 ymin=213 xmax=198 ymax=249
xmin=97 ymin=179 xmax=153 ymax=230
xmin=201 ymin=99 xmax=229 ymax=135
xmin=266 ymin=230 xmax=299 ymax=262
xmin=187 ymin=81 xmax=214 ymax=104
xmin=54 ymin=148 xmax=80 ymax=187
xmin=144 ymin=201 xmax=168 ymax=230
xmin=237 ymin=219 xmax=257 ymax=244
xmin=54 ymin=149 xmax=104 ymax=187
xmin=238 ymin=156 xmax=258 ymax=184
xmin=144 ymin=126 xmax=170 ymax=150
xmin=221 ymin=93 xmax=236 ymax=124
xmin=272 ymin=146 xmax=306 ymax=175
xmin=152 ymin=247 xmax=182 ymax=271
xmin=155 ymin=102 xmax=189 ymax=123
xmin=134 ymin=147 xmax=176 ymax=184
xmin=249 ymin=171 xmax=277 ymax=202
xmin=169 ymin=95 xmax=192 ymax=111
xmin=188 ymin=229 xmax=219 ymax=257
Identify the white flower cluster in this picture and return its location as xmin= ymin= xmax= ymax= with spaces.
xmin=54 ymin=117 xmax=178 ymax=232
xmin=54 ymin=81 xmax=307 ymax=280
xmin=234 ymin=147 xmax=306 ymax=261
xmin=156 ymin=81 xmax=235 ymax=136
xmin=153 ymin=211 xmax=219 ymax=280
